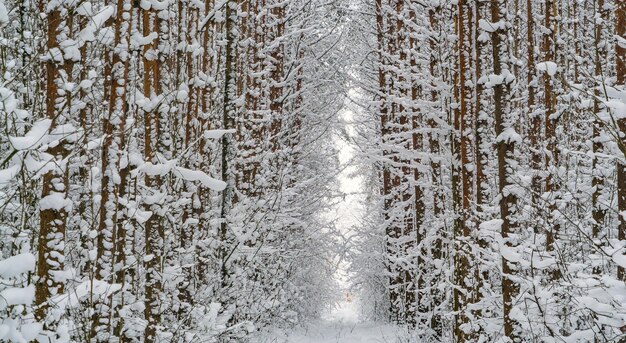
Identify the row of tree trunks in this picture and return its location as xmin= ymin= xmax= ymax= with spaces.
xmin=23 ymin=0 xmax=323 ymax=341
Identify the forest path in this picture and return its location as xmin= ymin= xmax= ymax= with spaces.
xmin=253 ymin=301 xmax=401 ymax=343
xmin=251 ymin=100 xmax=402 ymax=343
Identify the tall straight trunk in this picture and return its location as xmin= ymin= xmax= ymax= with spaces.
xmin=195 ymin=0 xmax=216 ymax=288
xmin=178 ymin=5 xmax=201 ymax=323
xmin=491 ymin=0 xmax=520 ymax=340
xmin=543 ymin=0 xmax=560 ymax=272
xmin=375 ymin=0 xmax=395 ymax=323
xmin=616 ymin=0 xmax=626 ymax=281
xmin=427 ymin=6 xmax=444 ymax=337
xmin=109 ymin=2 xmax=133 ymax=340
xmin=474 ymin=0 xmax=487 ymax=216
xmin=591 ymin=0 xmax=607 ymax=261
xmin=220 ymin=0 xmax=236 ymax=296
xmin=178 ymin=6 xmax=207 ymax=323
xmin=35 ymin=3 xmax=68 ymax=329
xmin=77 ymin=14 xmax=95 ymax=277
xmin=97 ymin=63 xmax=117 ymax=283
xmin=408 ymin=5 xmax=423 ymax=330
xmin=455 ymin=0 xmax=475 ymax=340
xmin=386 ymin=1 xmax=404 ymax=322
xmin=451 ymin=45 xmax=463 ymax=343
xmin=142 ymin=5 xmax=163 ymax=342
xmin=269 ymin=1 xmax=285 ymax=154
xmin=473 ymin=0 xmax=488 ymax=332
xmin=252 ymin=0 xmax=266 ymax=191
xmin=240 ymin=0 xmax=256 ymax=194
xmin=395 ymin=1 xmax=417 ymax=325
xmin=572 ymin=0 xmax=580 ymax=83
xmin=289 ymin=41 xmax=305 ymax=151
xmin=528 ymin=0 xmax=541 ymax=207
xmin=92 ymin=1 xmax=132 ymax=339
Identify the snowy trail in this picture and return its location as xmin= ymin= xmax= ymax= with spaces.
xmin=252 ymin=107 xmax=407 ymax=343
xmin=253 ymin=301 xmax=403 ymax=343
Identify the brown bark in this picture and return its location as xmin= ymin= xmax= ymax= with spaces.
xmin=491 ymin=0 xmax=520 ymax=340
xmin=473 ymin=0 xmax=488 ymax=333
xmin=543 ymin=0 xmax=560 ymax=268
xmin=474 ymin=0 xmax=487 ymax=214
xmin=455 ymin=0 xmax=475 ymax=340
xmin=616 ymin=0 xmax=626 ymax=281
xmin=142 ymin=6 xmax=163 ymax=342
xmin=76 ymin=10 xmax=96 ymax=277
xmin=406 ymin=4 xmax=423 ymax=330
xmin=386 ymin=7 xmax=404 ymax=323
xmin=592 ymin=0 xmax=607 ymax=273
xmin=375 ymin=0 xmax=397 ymax=323
xmin=35 ymin=4 xmax=68 ymax=328
xmin=395 ymin=1 xmax=417 ymax=326
xmin=90 ymin=1 xmax=134 ymax=340
xmin=269 ymin=2 xmax=285 ymax=154
xmin=239 ymin=0 xmax=256 ymax=194
xmin=528 ymin=0 xmax=541 ymax=206
xmin=219 ymin=0 xmax=236 ymax=306
xmin=427 ymin=6 xmax=444 ymax=337
xmin=196 ymin=0 xmax=215 ymax=286
xmin=178 ymin=6 xmax=200 ymax=321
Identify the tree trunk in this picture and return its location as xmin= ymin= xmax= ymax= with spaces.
xmin=528 ymin=0 xmax=541 ymax=215
xmin=142 ymin=5 xmax=163 ymax=341
xmin=219 ymin=0 xmax=237 ymax=318
xmin=616 ymin=0 xmax=626 ymax=282
xmin=427 ymin=6 xmax=444 ymax=337
xmin=35 ymin=3 xmax=69 ymax=329
xmin=543 ymin=1 xmax=560 ymax=278
xmin=455 ymin=0 xmax=475 ymax=340
xmin=591 ymin=0 xmax=607 ymax=273
xmin=491 ymin=0 xmax=520 ymax=340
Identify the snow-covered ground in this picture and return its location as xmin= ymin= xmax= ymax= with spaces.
xmin=252 ymin=301 xmax=404 ymax=343
xmin=250 ymin=107 xmax=408 ymax=343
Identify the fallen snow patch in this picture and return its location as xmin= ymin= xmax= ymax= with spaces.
xmin=537 ymin=61 xmax=558 ymax=76
xmin=0 ymin=285 xmax=35 ymax=311
xmin=0 ymin=253 xmax=36 ymax=278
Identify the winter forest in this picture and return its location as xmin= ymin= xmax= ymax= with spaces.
xmin=0 ymin=0 xmax=625 ymax=342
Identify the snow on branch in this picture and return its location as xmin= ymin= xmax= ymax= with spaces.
xmin=133 ymin=159 xmax=227 ymax=191
xmin=537 ymin=61 xmax=558 ymax=76
xmin=0 ymin=253 xmax=36 ymax=279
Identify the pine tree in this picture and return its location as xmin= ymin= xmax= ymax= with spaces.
xmin=35 ymin=2 xmax=70 ymax=334
xmin=616 ymin=0 xmax=626 ymax=282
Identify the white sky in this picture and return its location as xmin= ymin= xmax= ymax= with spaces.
xmin=332 ymin=106 xmax=365 ymax=287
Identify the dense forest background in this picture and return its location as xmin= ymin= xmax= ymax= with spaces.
xmin=0 ymin=0 xmax=625 ymax=342
xmin=0 ymin=0 xmax=346 ymax=341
